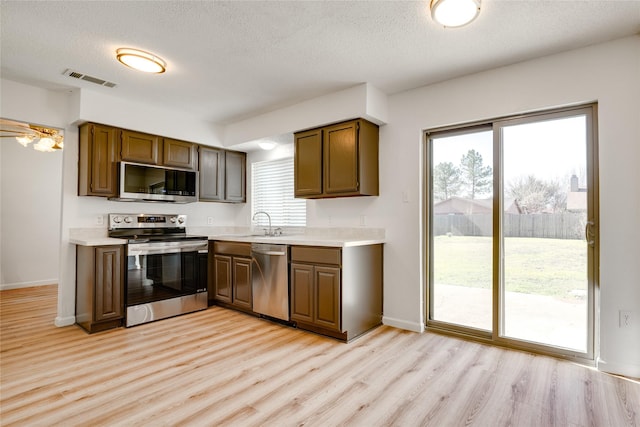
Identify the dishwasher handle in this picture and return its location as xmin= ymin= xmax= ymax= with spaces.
xmin=252 ymin=249 xmax=287 ymax=256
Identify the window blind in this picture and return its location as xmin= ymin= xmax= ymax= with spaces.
xmin=252 ymin=157 xmax=306 ymax=227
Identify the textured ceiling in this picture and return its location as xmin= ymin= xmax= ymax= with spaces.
xmin=1 ymin=1 xmax=639 ymax=126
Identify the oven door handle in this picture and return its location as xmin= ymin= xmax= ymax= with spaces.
xmin=128 ymin=242 xmax=208 ymax=256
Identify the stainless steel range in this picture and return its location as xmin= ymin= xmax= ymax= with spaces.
xmin=108 ymin=214 xmax=208 ymax=327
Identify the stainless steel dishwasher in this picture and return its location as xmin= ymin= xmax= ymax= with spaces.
xmin=251 ymin=243 xmax=289 ymax=321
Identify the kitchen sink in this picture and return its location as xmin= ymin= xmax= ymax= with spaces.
xmin=220 ymin=233 xmax=285 ymax=238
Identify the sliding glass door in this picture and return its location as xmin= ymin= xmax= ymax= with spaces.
xmin=426 ymin=105 xmax=597 ymax=359
xmin=430 ymin=127 xmax=493 ymax=332
xmin=499 ymin=112 xmax=593 ymax=353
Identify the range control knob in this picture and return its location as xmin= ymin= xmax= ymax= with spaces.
xmin=169 ymin=216 xmax=177 ymax=223
xmin=112 ymin=216 xmax=122 ymax=224
xmin=124 ymin=216 xmax=132 ymax=224
xmin=177 ymin=217 xmax=185 ymax=224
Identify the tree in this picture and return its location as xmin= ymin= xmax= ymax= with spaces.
xmin=433 ymin=162 xmax=461 ymax=201
xmin=459 ymin=149 xmax=492 ymax=199
xmin=508 ymin=175 xmax=567 ymax=213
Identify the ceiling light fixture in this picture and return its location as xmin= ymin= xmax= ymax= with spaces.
xmin=258 ymin=141 xmax=277 ymax=151
xmin=116 ymin=48 xmax=166 ymax=73
xmin=0 ymin=119 xmax=64 ymax=152
xmin=430 ymin=0 xmax=481 ymax=28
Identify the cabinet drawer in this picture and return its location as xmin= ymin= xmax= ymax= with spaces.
xmin=213 ymin=241 xmax=251 ymax=257
xmin=291 ymin=246 xmax=341 ymax=266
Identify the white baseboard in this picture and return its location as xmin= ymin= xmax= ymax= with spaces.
xmin=55 ymin=316 xmax=76 ymax=327
xmin=597 ymin=358 xmax=640 ymax=380
xmin=0 ymin=280 xmax=58 ymax=291
xmin=382 ymin=316 xmax=425 ymax=333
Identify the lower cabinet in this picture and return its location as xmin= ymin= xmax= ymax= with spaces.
xmin=76 ymin=245 xmax=125 ymax=333
xmin=208 ymin=240 xmax=383 ymax=341
xmin=291 ymin=262 xmax=341 ymax=332
xmin=209 ymin=241 xmax=252 ymax=311
xmin=290 ymin=244 xmax=383 ymax=341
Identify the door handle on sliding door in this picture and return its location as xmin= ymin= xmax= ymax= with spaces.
xmin=585 ymin=220 xmax=595 ymax=247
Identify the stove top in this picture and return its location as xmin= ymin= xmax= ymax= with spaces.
xmin=108 ymin=214 xmax=208 ymax=243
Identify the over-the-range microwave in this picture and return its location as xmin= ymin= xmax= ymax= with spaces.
xmin=110 ymin=161 xmax=198 ymax=203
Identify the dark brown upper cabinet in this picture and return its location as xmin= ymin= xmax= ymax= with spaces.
xmin=78 ymin=123 xmax=119 ymax=197
xmin=294 ymin=128 xmax=323 ymax=197
xmin=294 ymin=118 xmax=379 ymax=199
xmin=224 ymin=150 xmax=247 ymax=203
xmin=120 ymin=129 xmax=161 ymax=165
xmin=78 ymin=122 xmax=243 ymax=202
xmin=199 ymin=147 xmax=246 ymax=203
xmin=162 ymin=137 xmax=197 ymax=170
xmin=199 ymin=147 xmax=225 ymax=201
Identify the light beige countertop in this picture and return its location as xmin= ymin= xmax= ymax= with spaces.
xmin=70 ymin=227 xmax=385 ymax=248
xmin=69 ymin=229 xmax=127 ymax=246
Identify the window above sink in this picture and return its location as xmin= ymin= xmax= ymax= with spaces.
xmin=252 ymin=157 xmax=306 ymax=228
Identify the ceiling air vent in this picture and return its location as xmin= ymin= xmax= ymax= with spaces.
xmin=63 ymin=69 xmax=117 ymax=88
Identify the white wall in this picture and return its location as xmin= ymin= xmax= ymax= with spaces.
xmin=0 ymin=138 xmax=63 ymax=288
xmin=224 ymin=83 xmax=389 ymax=146
xmin=0 ymin=80 xmax=67 ymax=289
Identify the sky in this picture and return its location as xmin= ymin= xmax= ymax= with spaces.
xmin=431 ymin=115 xmax=588 ymax=191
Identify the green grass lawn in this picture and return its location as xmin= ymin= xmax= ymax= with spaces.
xmin=433 ymin=235 xmax=587 ymax=297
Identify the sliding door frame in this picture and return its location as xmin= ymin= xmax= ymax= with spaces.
xmin=424 ymin=103 xmax=599 ymax=364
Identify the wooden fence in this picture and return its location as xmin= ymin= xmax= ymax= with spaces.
xmin=433 ymin=212 xmax=587 ymax=239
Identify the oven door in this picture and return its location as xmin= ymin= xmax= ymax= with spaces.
xmin=125 ymin=240 xmax=208 ymax=326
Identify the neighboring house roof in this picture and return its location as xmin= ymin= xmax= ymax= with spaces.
xmin=567 ymin=191 xmax=587 ymax=211
xmin=433 ymin=197 xmax=521 ymax=215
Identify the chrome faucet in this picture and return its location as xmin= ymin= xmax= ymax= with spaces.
xmin=252 ymin=211 xmax=272 ymax=236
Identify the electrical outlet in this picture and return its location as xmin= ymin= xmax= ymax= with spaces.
xmin=359 ymin=215 xmax=367 ymax=226
xmin=207 ymin=217 xmax=214 ymax=225
xmin=619 ymin=310 xmax=632 ymax=328
xmin=95 ymin=215 xmax=104 ymax=226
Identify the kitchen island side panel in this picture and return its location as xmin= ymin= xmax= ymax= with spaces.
xmin=342 ymin=244 xmax=383 ymax=340
xmin=75 ymin=245 xmax=95 ymax=330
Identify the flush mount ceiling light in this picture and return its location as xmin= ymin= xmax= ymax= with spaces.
xmin=430 ymin=0 xmax=481 ymax=28
xmin=258 ymin=141 xmax=277 ymax=151
xmin=116 ymin=48 xmax=166 ymax=73
xmin=0 ymin=119 xmax=64 ymax=152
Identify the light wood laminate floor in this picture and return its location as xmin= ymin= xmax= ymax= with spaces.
xmin=1 ymin=285 xmax=638 ymax=426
